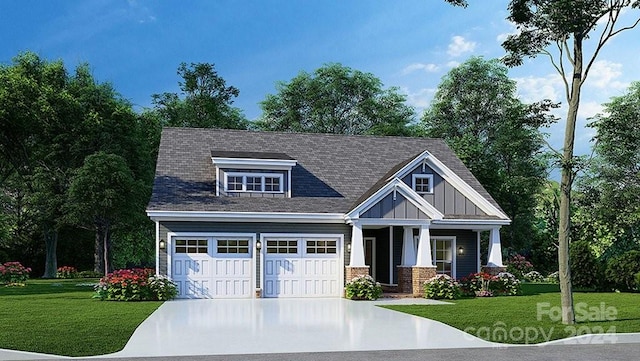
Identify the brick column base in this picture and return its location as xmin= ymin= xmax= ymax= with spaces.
xmin=345 ymin=266 xmax=370 ymax=282
xmin=481 ymin=266 xmax=507 ymax=276
xmin=397 ymin=266 xmax=413 ymax=293
xmin=412 ymin=266 xmax=437 ymax=297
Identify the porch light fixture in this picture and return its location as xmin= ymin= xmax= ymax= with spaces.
xmin=256 ymin=240 xmax=262 ymax=250
xmin=159 ymin=239 xmax=166 ymax=250
xmin=347 ymin=243 xmax=351 ymax=253
xmin=457 ymin=246 xmax=464 ymax=256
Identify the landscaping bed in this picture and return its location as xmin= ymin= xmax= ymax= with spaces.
xmin=0 ymin=279 xmax=162 ymax=357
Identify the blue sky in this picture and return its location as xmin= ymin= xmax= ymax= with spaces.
xmin=2 ymin=1 xmax=639 ymax=157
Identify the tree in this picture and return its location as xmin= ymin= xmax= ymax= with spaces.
xmin=575 ymin=81 xmax=640 ymax=259
xmin=421 ymin=57 xmax=554 ymax=253
xmin=67 ymin=152 xmax=139 ymax=275
xmin=255 ymin=63 xmax=415 ymax=135
xmin=447 ymin=0 xmax=640 ymax=325
xmin=151 ymin=62 xmax=248 ymax=129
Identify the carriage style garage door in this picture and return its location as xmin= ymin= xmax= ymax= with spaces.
xmin=263 ymin=235 xmax=342 ymax=298
xmin=171 ymin=236 xmax=253 ymax=299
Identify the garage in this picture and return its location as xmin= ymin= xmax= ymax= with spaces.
xmin=171 ymin=235 xmax=254 ymax=299
xmin=263 ymin=235 xmax=342 ymax=298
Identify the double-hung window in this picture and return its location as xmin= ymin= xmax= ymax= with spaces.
xmin=224 ymin=172 xmax=284 ymax=193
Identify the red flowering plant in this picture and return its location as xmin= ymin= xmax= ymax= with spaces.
xmin=56 ymin=266 xmax=78 ymax=279
xmin=94 ymin=268 xmax=177 ymax=301
xmin=459 ymin=272 xmax=495 ymax=297
xmin=0 ymin=261 xmax=32 ymax=286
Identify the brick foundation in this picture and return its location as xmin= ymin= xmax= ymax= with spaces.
xmin=412 ymin=266 xmax=437 ymax=297
xmin=397 ymin=266 xmax=413 ymax=293
xmin=481 ymin=266 xmax=507 ymax=276
xmin=345 ymin=266 xmax=370 ymax=282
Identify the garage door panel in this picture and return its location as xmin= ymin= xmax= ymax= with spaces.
xmin=263 ymin=236 xmax=341 ymax=298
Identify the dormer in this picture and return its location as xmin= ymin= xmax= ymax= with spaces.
xmin=211 ymin=150 xmax=297 ymax=198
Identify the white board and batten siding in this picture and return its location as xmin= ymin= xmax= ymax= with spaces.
xmin=261 ymin=233 xmax=343 ymax=298
xmin=168 ymin=232 xmax=256 ymax=299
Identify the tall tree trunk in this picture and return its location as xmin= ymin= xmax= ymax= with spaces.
xmin=94 ymin=223 xmax=105 ymax=275
xmin=42 ymin=225 xmax=58 ymax=278
xmin=103 ymin=222 xmax=110 ymax=275
xmin=558 ymin=36 xmax=584 ymax=325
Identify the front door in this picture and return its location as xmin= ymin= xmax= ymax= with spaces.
xmin=364 ymin=237 xmax=376 ymax=278
xmin=432 ymin=237 xmax=455 ymax=278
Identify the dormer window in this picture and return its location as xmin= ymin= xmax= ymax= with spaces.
xmin=224 ymin=172 xmax=284 ymax=193
xmin=412 ymin=174 xmax=434 ymax=194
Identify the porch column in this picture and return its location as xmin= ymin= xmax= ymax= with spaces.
xmin=345 ymin=221 xmax=370 ymax=285
xmin=416 ymin=225 xmax=433 ymax=267
xmin=487 ymin=227 xmax=504 ymax=267
xmin=413 ymin=224 xmax=437 ymax=297
xmin=400 ymin=226 xmax=416 ymax=266
xmin=349 ymin=222 xmax=365 ymax=267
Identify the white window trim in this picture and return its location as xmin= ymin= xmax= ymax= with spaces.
xmin=224 ymin=172 xmax=284 ymax=193
xmin=412 ymin=174 xmax=434 ymax=194
xmin=431 ymin=236 xmax=456 ymax=279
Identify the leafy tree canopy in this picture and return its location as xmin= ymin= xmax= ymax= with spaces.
xmin=151 ymin=62 xmax=248 ymax=129
xmin=255 ymin=63 xmax=415 ymax=136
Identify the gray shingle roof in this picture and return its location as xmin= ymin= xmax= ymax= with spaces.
xmin=148 ymin=127 xmax=505 ymax=217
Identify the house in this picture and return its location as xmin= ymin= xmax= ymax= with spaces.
xmin=147 ymin=127 xmax=510 ymax=299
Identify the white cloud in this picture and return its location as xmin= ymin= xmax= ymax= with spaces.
xmin=446 ymin=60 xmax=460 ymax=68
xmin=402 ymin=63 xmax=439 ymax=75
xmin=447 ymin=36 xmax=476 ymax=57
xmin=514 ymin=74 xmax=565 ymax=103
xmin=588 ymin=60 xmax=627 ymax=90
xmin=402 ymin=87 xmax=437 ymax=114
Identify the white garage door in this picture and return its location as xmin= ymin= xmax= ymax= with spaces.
xmin=263 ymin=236 xmax=341 ymax=298
xmin=172 ymin=237 xmax=253 ymax=299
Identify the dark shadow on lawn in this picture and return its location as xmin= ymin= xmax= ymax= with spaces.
xmin=521 ymin=283 xmax=561 ymax=295
xmin=0 ymin=280 xmax=97 ymax=297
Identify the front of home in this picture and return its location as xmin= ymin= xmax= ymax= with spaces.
xmin=147 ymin=128 xmax=509 ymax=299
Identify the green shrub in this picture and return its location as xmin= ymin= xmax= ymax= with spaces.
xmin=636 ymin=272 xmax=640 ymax=290
xmin=570 ymin=240 xmax=603 ymax=289
xmin=94 ymin=268 xmax=177 ymax=301
xmin=506 ymin=254 xmax=534 ymax=280
xmin=492 ymin=272 xmax=521 ymax=296
xmin=0 ymin=262 xmax=31 ymax=286
xmin=56 ymin=266 xmax=78 ymax=279
xmin=345 ymin=275 xmax=382 ymax=300
xmin=606 ymin=250 xmax=640 ymax=291
xmin=424 ymin=274 xmax=461 ymax=300
xmin=78 ymin=270 xmax=103 ymax=278
xmin=544 ymin=271 xmax=559 ymax=283
xmin=523 ymin=271 xmax=544 ymax=283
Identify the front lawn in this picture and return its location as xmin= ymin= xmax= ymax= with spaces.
xmin=0 ymin=279 xmax=162 ymax=357
xmin=383 ymin=283 xmax=640 ymax=344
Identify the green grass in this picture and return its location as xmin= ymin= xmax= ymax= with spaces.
xmin=383 ymin=283 xmax=640 ymax=345
xmin=0 ymin=279 xmax=162 ymax=357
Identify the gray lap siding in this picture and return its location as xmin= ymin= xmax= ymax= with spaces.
xmin=158 ymin=221 xmax=351 ymax=286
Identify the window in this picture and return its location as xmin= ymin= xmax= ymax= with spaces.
xmin=412 ymin=174 xmax=434 ymax=194
xmin=266 ymin=239 xmax=298 ymax=254
xmin=433 ymin=238 xmax=453 ymax=277
xmin=175 ymin=239 xmax=208 ymax=254
xmin=217 ymin=239 xmax=250 ymax=254
xmin=224 ymin=172 xmax=284 ymax=193
xmin=306 ymin=239 xmax=337 ymax=254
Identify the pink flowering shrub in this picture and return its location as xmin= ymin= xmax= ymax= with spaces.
xmin=506 ymin=254 xmax=534 ymax=280
xmin=459 ymin=272 xmax=494 ymax=297
xmin=94 ymin=268 xmax=177 ymax=301
xmin=0 ymin=262 xmax=32 ymax=286
xmin=424 ymin=274 xmax=461 ymax=300
xmin=57 ymin=266 xmax=78 ymax=279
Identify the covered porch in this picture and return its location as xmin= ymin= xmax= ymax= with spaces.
xmin=345 ymin=219 xmax=505 ymax=296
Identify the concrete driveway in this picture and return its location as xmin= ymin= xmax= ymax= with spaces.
xmin=105 ymin=298 xmax=493 ymax=358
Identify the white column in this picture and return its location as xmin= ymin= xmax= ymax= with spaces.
xmin=349 ymin=222 xmax=365 ymax=267
xmin=401 ymin=226 xmax=417 ymax=266
xmin=487 ymin=227 xmax=504 ymax=267
xmin=416 ymin=225 xmax=434 ymax=267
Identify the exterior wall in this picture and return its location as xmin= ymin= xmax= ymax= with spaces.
xmin=360 ymin=192 xmax=429 ymax=219
xmin=363 ymin=228 xmax=391 ymax=284
xmin=158 ymin=221 xmax=351 ymax=287
xmin=401 ymin=164 xmax=487 ymax=217
xmin=431 ymin=229 xmax=478 ymax=278
xmin=217 ymin=168 xmax=288 ymax=198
